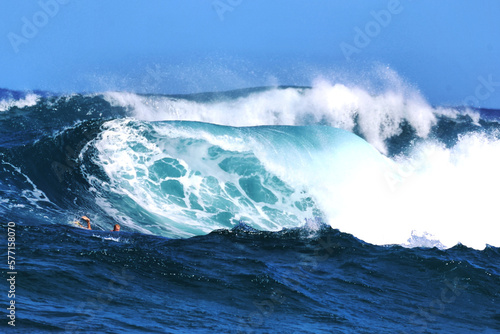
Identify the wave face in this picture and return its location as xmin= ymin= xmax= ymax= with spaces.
xmin=81 ymin=119 xmax=387 ymax=238
xmin=1 ymin=83 xmax=500 ymax=249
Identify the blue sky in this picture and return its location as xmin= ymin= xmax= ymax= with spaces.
xmin=1 ymin=0 xmax=499 ymax=108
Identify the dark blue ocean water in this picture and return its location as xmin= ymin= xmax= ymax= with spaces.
xmin=1 ymin=87 xmax=499 ymax=333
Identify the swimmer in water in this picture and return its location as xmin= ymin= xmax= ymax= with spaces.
xmin=77 ymin=216 xmax=120 ymax=232
xmin=81 ymin=216 xmax=91 ymax=230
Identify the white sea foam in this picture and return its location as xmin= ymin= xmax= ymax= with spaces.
xmin=0 ymin=93 xmax=39 ymax=112
xmin=386 ymin=133 xmax=500 ymax=249
xmin=329 ymin=131 xmax=500 ymax=250
xmin=92 ymin=234 xmax=128 ymax=243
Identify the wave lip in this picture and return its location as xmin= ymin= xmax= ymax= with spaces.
xmin=102 ymin=78 xmax=454 ymax=154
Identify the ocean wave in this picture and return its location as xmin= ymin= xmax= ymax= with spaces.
xmin=80 ymin=120 xmax=386 ymax=238
xmin=1 ymin=82 xmax=500 ymax=249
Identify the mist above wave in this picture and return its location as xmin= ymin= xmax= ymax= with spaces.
xmin=103 ymin=70 xmax=460 ymax=154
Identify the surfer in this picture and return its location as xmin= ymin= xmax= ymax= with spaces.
xmin=112 ymin=224 xmax=121 ymax=232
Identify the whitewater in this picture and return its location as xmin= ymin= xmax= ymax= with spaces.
xmin=2 ymin=73 xmax=499 ymax=250
xmin=94 ymin=79 xmax=499 ymax=250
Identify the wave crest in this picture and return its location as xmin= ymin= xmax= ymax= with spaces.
xmin=103 ymin=77 xmax=455 ymax=154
